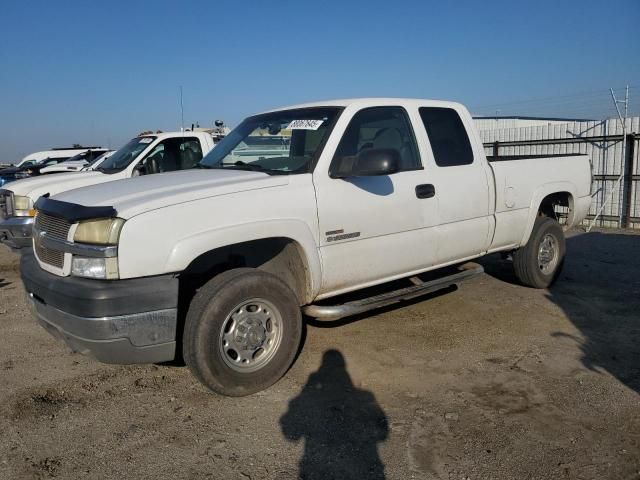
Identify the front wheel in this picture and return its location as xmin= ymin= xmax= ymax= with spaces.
xmin=513 ymin=216 xmax=566 ymax=288
xmin=183 ymin=268 xmax=303 ymax=396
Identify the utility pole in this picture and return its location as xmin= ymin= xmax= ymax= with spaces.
xmin=587 ymin=85 xmax=629 ymax=231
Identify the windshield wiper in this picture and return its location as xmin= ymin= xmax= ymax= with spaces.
xmin=223 ymin=162 xmax=288 ymax=175
xmin=230 ymin=161 xmax=264 ymax=170
xmin=199 ymin=161 xmax=288 ymax=175
xmin=95 ymin=166 xmax=121 ymax=174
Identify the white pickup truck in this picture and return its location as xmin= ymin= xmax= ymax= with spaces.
xmin=20 ymin=98 xmax=592 ymax=396
xmin=0 ymin=131 xmax=216 ymax=249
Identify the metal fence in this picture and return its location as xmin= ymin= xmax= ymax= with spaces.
xmin=478 ymin=117 xmax=640 ymax=229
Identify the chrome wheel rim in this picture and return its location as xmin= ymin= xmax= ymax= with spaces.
xmin=538 ymin=233 xmax=559 ymax=275
xmin=218 ymin=298 xmax=283 ymax=373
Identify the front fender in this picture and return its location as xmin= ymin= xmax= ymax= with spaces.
xmin=171 ymin=219 xmax=320 ymax=289
xmin=118 ymin=215 xmax=322 ymax=300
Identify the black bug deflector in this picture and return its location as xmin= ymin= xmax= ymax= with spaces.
xmin=34 ymin=196 xmax=117 ymax=222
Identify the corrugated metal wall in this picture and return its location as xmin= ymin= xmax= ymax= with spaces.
xmin=473 ymin=118 xmax=582 ymax=130
xmin=477 ymin=117 xmax=640 ymax=229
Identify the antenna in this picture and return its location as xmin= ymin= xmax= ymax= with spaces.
xmin=179 ymin=85 xmax=185 ymax=133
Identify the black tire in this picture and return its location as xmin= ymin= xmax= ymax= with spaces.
xmin=513 ymin=216 xmax=566 ymax=288
xmin=183 ymin=268 xmax=302 ymax=396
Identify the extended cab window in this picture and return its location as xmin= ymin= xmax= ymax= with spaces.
xmin=419 ymin=107 xmax=473 ymax=167
xmin=332 ymin=107 xmax=420 ymax=172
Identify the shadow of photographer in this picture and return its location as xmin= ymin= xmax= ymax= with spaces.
xmin=280 ymin=349 xmax=388 ymax=479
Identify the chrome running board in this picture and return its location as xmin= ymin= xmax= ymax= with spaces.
xmin=303 ymin=263 xmax=484 ymax=321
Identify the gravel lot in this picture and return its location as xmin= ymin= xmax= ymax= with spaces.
xmin=0 ymin=229 xmax=638 ymax=480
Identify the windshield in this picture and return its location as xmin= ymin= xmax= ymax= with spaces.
xmin=200 ymin=107 xmax=341 ymax=174
xmin=98 ymin=137 xmax=156 ymax=172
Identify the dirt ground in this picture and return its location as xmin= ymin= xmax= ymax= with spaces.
xmin=0 ymin=229 xmax=638 ymax=480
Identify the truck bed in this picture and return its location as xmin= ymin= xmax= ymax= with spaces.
xmin=488 ymin=153 xmax=592 ymax=251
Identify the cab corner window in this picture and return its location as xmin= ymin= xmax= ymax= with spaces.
xmin=419 ymin=107 xmax=474 ymax=167
xmin=332 ymin=107 xmax=421 ymax=174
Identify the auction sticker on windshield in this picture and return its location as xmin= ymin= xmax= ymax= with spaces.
xmin=286 ymin=119 xmax=324 ymax=130
xmin=139 ymin=137 xmax=154 ymax=144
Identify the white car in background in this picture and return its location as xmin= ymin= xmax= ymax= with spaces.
xmin=81 ymin=150 xmax=116 ymax=171
xmin=13 ymin=147 xmax=102 ymax=168
xmin=40 ymin=149 xmax=113 ymax=174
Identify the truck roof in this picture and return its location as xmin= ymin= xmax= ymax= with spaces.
xmin=138 ymin=131 xmax=212 ymax=140
xmin=263 ymin=98 xmax=466 ymax=113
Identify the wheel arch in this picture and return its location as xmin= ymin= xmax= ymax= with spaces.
xmin=520 ymin=183 xmax=575 ymax=246
xmin=169 ymin=220 xmax=321 ymax=306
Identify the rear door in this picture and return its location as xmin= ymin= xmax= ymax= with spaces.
xmin=416 ymin=106 xmax=492 ymax=263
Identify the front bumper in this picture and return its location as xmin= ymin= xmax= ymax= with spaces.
xmin=21 ymin=252 xmax=180 ymax=364
xmin=0 ymin=216 xmax=33 ymax=250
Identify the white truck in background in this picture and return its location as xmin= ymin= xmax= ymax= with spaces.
xmin=0 ymin=131 xmax=217 ymax=249
xmin=21 ymin=98 xmax=592 ymax=396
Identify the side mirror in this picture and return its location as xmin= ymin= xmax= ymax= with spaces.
xmin=331 ymin=148 xmax=400 ymax=178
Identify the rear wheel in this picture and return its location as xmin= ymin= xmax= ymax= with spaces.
xmin=183 ymin=268 xmax=302 ymax=396
xmin=513 ymin=216 xmax=565 ymax=288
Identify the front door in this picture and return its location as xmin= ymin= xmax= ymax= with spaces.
xmin=313 ymin=106 xmax=438 ymax=297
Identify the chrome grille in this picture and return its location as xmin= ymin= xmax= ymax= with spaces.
xmin=0 ymin=190 xmax=12 ymax=220
xmin=34 ymin=212 xmax=72 ymax=269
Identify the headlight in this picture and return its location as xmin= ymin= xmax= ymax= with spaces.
xmin=74 ymin=218 xmax=125 ymax=245
xmin=71 ymin=218 xmax=124 ymax=279
xmin=13 ymin=195 xmax=35 ymax=217
xmin=71 ymin=257 xmax=119 ymax=279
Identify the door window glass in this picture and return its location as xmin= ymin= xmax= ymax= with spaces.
xmin=138 ymin=137 xmax=202 ymax=174
xmin=332 ymin=107 xmax=421 ymax=172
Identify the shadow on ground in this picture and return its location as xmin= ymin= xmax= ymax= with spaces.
xmin=481 ymin=231 xmax=640 ymax=394
xmin=0 ymin=278 xmax=11 ymax=289
xmin=280 ymin=349 xmax=388 ymax=479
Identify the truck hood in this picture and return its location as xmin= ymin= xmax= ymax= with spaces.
xmin=3 ymin=171 xmax=110 ymax=199
xmin=52 ymin=169 xmax=290 ymax=219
